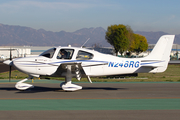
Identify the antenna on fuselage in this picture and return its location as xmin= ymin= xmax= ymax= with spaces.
xmin=81 ymin=38 xmax=90 ymax=48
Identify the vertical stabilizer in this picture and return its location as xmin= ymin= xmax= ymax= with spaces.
xmin=142 ymin=35 xmax=175 ymax=73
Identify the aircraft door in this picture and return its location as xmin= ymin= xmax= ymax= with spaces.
xmin=76 ymin=50 xmax=104 ymax=75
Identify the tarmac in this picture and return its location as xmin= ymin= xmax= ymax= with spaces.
xmin=0 ymin=80 xmax=180 ymax=120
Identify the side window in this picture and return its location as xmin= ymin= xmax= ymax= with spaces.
xmin=57 ymin=49 xmax=74 ymax=59
xmin=39 ymin=48 xmax=56 ymax=58
xmin=76 ymin=50 xmax=93 ymax=60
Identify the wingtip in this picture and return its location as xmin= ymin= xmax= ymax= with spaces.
xmin=3 ymin=60 xmax=13 ymax=66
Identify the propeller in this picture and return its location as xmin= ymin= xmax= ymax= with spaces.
xmin=2 ymin=48 xmax=15 ymax=82
xmin=9 ymin=48 xmax=12 ymax=82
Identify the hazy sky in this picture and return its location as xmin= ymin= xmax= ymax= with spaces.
xmin=0 ymin=0 xmax=179 ymax=34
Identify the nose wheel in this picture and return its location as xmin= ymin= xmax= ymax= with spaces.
xmin=15 ymin=77 xmax=34 ymax=90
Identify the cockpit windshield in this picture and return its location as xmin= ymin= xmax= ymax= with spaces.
xmin=39 ymin=48 xmax=56 ymax=58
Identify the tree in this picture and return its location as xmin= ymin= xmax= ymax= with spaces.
xmin=129 ymin=34 xmax=148 ymax=55
xmin=105 ymin=24 xmax=129 ymax=56
xmin=126 ymin=25 xmax=134 ymax=51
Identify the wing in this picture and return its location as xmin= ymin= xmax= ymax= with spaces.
xmin=51 ymin=62 xmax=93 ymax=83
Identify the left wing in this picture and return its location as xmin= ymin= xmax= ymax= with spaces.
xmin=51 ymin=62 xmax=92 ymax=83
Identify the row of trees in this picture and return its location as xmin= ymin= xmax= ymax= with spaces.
xmin=105 ymin=24 xmax=148 ymax=56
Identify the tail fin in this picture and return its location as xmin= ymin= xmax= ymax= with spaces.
xmin=141 ymin=35 xmax=175 ymax=73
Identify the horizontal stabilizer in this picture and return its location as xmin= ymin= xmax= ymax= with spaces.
xmin=140 ymin=60 xmax=164 ymax=68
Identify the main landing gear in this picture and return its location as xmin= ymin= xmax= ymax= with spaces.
xmin=60 ymin=65 xmax=82 ymax=91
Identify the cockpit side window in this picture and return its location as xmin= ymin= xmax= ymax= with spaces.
xmin=39 ymin=48 xmax=56 ymax=58
xmin=57 ymin=49 xmax=74 ymax=59
xmin=76 ymin=50 xmax=93 ymax=60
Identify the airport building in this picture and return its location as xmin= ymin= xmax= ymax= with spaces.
xmin=0 ymin=46 xmax=31 ymax=60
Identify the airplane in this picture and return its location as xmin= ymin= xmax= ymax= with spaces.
xmin=3 ymin=35 xmax=175 ymax=91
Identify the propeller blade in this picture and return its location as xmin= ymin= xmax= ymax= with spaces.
xmin=9 ymin=48 xmax=12 ymax=82
xmin=10 ymin=48 xmax=12 ymax=61
xmin=9 ymin=66 xmax=11 ymax=82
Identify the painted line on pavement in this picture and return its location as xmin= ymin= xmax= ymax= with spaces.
xmin=0 ymin=99 xmax=179 ymax=111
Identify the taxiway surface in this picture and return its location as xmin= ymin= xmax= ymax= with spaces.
xmin=0 ymin=80 xmax=180 ymax=120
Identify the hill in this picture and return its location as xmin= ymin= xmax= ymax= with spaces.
xmin=0 ymin=23 xmax=179 ymax=46
xmin=0 ymin=24 xmax=109 ymax=46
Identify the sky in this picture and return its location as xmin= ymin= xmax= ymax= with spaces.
xmin=0 ymin=0 xmax=180 ymax=34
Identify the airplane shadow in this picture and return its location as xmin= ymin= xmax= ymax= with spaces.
xmin=0 ymin=86 xmax=126 ymax=93
xmin=17 ymin=86 xmax=61 ymax=93
xmin=0 ymin=87 xmax=17 ymax=91
xmin=82 ymin=87 xmax=126 ymax=91
xmin=0 ymin=86 xmax=61 ymax=93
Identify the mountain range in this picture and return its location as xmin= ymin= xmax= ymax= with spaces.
xmin=0 ymin=23 xmax=179 ymax=46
